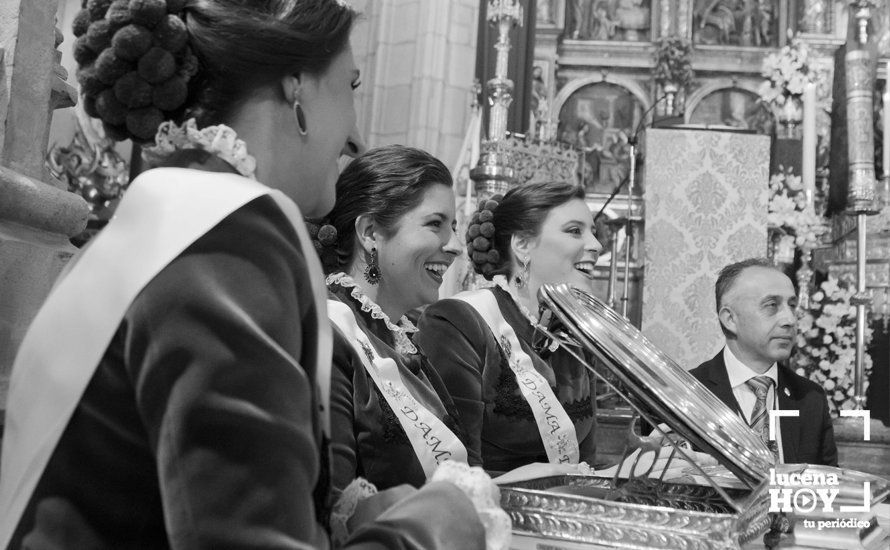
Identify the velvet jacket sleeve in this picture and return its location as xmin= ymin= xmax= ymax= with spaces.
xmin=414 ymin=298 xmax=495 ymax=468
xmin=122 ymin=196 xmax=334 ymax=548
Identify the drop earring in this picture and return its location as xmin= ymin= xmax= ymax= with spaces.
xmin=514 ymin=258 xmax=529 ymax=289
xmin=364 ymin=247 xmax=381 ymax=285
xmin=293 ymin=98 xmax=308 ymax=136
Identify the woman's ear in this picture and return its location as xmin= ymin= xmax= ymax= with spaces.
xmin=510 ymin=233 xmax=532 ymax=265
xmin=354 ymin=214 xmax=377 ymax=254
xmin=280 ymin=74 xmax=301 ymax=104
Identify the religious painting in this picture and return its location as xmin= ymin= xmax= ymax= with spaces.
xmin=688 ymin=88 xmax=775 ymax=134
xmin=558 ymin=82 xmax=644 ymax=195
xmin=566 ymin=0 xmax=652 ymax=42
xmin=692 ymin=0 xmax=779 ymax=47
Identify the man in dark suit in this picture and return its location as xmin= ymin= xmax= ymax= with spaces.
xmin=690 ymin=258 xmax=837 ymax=466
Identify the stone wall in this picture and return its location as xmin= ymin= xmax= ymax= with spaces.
xmin=349 ymin=0 xmax=479 ymax=168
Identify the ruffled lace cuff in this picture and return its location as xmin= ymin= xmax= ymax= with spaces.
xmin=330 ymin=477 xmax=378 ymax=547
xmin=430 ymin=461 xmax=512 ymax=550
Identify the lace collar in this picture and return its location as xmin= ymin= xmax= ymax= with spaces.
xmin=491 ymin=275 xmax=559 ymax=352
xmin=144 ymin=118 xmax=258 ymax=179
xmin=326 ymin=272 xmax=418 ymax=355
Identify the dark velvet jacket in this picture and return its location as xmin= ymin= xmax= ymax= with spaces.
xmin=416 ymin=287 xmax=597 ymax=474
xmin=7 ymin=192 xmax=484 ymax=550
xmin=328 ymin=281 xmax=474 ymax=492
xmin=689 ymin=350 xmax=838 ymax=466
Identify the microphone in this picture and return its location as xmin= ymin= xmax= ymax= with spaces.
xmin=592 ymin=93 xmax=672 ymax=223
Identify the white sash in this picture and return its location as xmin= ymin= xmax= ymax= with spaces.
xmin=453 ymin=290 xmax=580 ymax=464
xmin=328 ymin=300 xmax=468 ymax=478
xmin=0 ymin=168 xmax=332 ymax=547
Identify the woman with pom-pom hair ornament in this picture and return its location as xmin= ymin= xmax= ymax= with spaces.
xmin=0 ymin=1 xmax=491 ymax=549
xmin=416 ymin=182 xmax=719 ymax=481
xmin=415 ymin=181 xmax=605 ymax=474
xmin=311 ymin=145 xmax=510 ymax=547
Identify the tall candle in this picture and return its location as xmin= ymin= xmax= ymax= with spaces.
xmin=802 ymin=82 xmax=817 ymax=211
xmin=883 ymin=61 xmax=890 ymax=177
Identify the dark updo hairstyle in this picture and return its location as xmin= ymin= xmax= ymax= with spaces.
xmin=73 ymin=0 xmax=355 ymax=143
xmin=309 ymin=144 xmax=453 ymax=274
xmin=466 ymin=180 xmax=586 ymax=278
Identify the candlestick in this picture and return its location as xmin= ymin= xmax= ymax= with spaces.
xmin=802 ymin=82 xmax=817 ymax=211
xmin=883 ymin=61 xmax=890 ymax=177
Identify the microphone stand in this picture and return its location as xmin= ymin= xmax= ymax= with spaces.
xmin=597 ymin=94 xmax=672 ymax=320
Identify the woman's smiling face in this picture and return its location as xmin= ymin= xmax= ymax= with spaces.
xmin=525 ymin=198 xmax=603 ymax=290
xmin=375 ymin=184 xmax=461 ymax=315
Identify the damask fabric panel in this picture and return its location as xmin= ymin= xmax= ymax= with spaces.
xmin=642 ymin=128 xmax=770 ymax=370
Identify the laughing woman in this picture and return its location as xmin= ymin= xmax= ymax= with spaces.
xmin=312 ymin=145 xmax=478 ymax=500
xmin=415 ymin=181 xmax=603 ymax=474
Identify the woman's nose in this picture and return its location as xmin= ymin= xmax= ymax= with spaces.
xmin=442 ymin=227 xmax=461 ymax=255
xmin=340 ymin=125 xmax=367 ymax=159
xmin=586 ymin=232 xmax=603 ymax=254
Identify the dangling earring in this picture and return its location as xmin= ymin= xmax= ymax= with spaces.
xmin=364 ymin=247 xmax=381 ymax=285
xmin=293 ymin=98 xmax=308 ymax=136
xmin=514 ymin=258 xmax=529 ymax=289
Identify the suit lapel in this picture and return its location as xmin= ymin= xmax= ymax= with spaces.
xmin=706 ymin=352 xmax=744 ymax=417
xmin=777 ymin=366 xmax=801 ymax=463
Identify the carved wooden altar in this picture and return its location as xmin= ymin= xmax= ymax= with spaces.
xmin=531 ymin=0 xmax=849 ymax=329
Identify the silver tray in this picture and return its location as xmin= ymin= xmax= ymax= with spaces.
xmin=497 ymin=285 xmax=890 ymax=549
xmin=538 ymin=284 xmax=774 ymax=488
xmin=500 ymin=474 xmax=772 ymax=550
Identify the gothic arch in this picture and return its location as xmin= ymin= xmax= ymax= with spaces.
xmin=684 ymin=79 xmax=761 ymax=123
xmin=552 ymin=74 xmax=651 ymax=123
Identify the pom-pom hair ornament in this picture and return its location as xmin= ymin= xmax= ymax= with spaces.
xmin=129 ymin=0 xmax=168 ymax=28
xmin=138 ymin=47 xmax=176 ymax=83
xmin=153 ymin=15 xmax=188 ymax=52
xmin=85 ymin=19 xmax=115 ymax=52
xmin=106 ymin=0 xmax=132 ymax=26
xmin=94 ymin=49 xmax=132 ymax=85
xmin=306 ymin=221 xmax=341 ymax=272
xmin=126 ymin=106 xmax=165 ymax=140
xmin=96 ymin=88 xmax=128 ymax=125
xmin=87 ymin=0 xmax=114 ymax=20
xmin=73 ymin=9 xmax=92 ymax=37
xmin=152 ymin=76 xmax=188 ymax=111
xmin=112 ymin=24 xmax=153 ymax=61
xmin=74 ymin=0 xmax=199 ymax=142
xmin=466 ymin=195 xmax=503 ymax=277
xmin=73 ymin=36 xmax=98 ymax=66
xmin=114 ymin=71 xmax=153 ymax=108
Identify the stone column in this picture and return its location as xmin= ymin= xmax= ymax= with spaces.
xmin=349 ymin=0 xmax=480 ymax=168
xmin=0 ymin=0 xmax=89 ymax=415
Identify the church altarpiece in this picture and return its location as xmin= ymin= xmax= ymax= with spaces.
xmin=530 ymin=0 xmax=890 ymax=424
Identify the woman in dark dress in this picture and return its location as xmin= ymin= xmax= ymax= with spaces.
xmin=0 ymin=2 xmax=486 ymax=548
xmin=313 ymin=146 xmax=475 ymax=492
xmin=415 ymin=181 xmax=604 ymax=474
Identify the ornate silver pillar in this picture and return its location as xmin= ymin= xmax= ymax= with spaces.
xmin=846 ymin=0 xmax=881 ymax=409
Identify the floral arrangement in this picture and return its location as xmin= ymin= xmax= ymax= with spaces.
xmin=767 ymin=166 xmax=828 ymax=251
xmin=652 ymin=36 xmax=694 ymax=89
xmin=795 ymin=277 xmax=873 ymax=416
xmin=757 ymin=39 xmax=817 ymax=106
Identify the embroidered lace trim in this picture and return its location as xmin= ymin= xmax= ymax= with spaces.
xmin=329 ymin=477 xmax=378 ymax=546
xmin=144 ymin=118 xmax=258 ymax=179
xmin=430 ymin=461 xmax=513 ymax=550
xmin=326 ymin=272 xmax=418 ymax=355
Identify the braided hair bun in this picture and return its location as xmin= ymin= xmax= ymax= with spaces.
xmin=466 ymin=196 xmax=503 ymax=278
xmin=74 ymin=0 xmax=197 ymax=143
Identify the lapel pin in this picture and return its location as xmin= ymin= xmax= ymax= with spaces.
xmin=783 ymin=387 xmax=791 ymax=397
